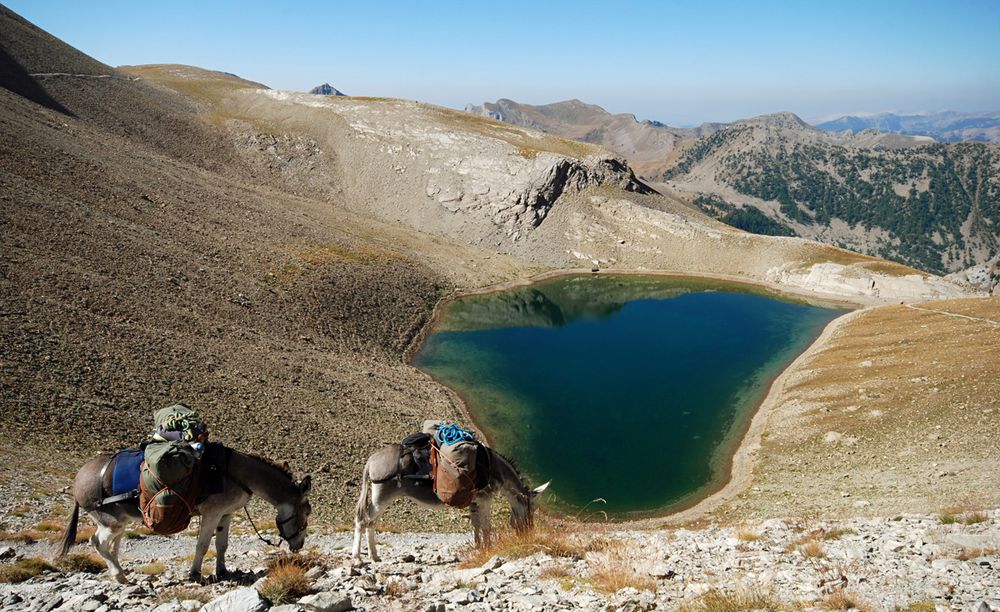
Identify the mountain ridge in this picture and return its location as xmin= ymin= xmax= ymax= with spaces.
xmin=817 ymin=110 xmax=1000 ymax=143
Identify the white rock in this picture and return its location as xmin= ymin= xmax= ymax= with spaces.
xmin=297 ymin=592 xmax=352 ymax=612
xmin=201 ymin=587 xmax=268 ymax=612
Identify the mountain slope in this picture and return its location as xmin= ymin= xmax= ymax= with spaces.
xmin=1 ymin=4 xmax=525 ymax=526
xmin=662 ymin=114 xmax=1000 ymax=274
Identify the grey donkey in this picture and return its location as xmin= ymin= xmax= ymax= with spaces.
xmin=58 ymin=449 xmax=312 ymax=584
xmin=353 ymin=442 xmax=549 ymax=561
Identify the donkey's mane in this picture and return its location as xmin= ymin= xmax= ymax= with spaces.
xmin=242 ymin=451 xmax=295 ymax=481
xmin=492 ymin=448 xmax=530 ymax=489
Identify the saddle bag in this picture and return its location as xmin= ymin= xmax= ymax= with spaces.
xmin=139 ymin=440 xmax=201 ymax=535
xmin=429 ymin=424 xmax=479 ymax=509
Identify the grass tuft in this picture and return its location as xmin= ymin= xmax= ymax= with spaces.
xmin=459 ymin=525 xmax=586 ymax=568
xmin=137 ymin=561 xmax=166 ymax=575
xmin=0 ymin=558 xmax=58 ymax=583
xmin=156 ymin=586 xmax=211 ymax=605
xmin=736 ymin=528 xmax=762 ymax=542
xmin=955 ymin=546 xmax=999 ymax=561
xmin=588 ymin=556 xmax=655 ymax=594
xmin=264 ymin=551 xmax=327 ymax=573
xmin=818 ymin=589 xmax=872 ymax=610
xmin=680 ymin=586 xmax=785 ymax=611
xmin=55 ymin=552 xmax=105 ymax=574
xmin=259 ymin=560 xmax=312 ymax=605
xmin=383 ymin=578 xmax=409 ymax=598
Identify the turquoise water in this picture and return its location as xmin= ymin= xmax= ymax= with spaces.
xmin=412 ymin=275 xmax=846 ymax=517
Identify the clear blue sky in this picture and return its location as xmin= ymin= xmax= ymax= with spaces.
xmin=6 ymin=0 xmax=999 ymax=125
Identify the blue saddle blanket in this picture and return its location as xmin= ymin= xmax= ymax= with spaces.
xmin=111 ymin=449 xmax=144 ymax=496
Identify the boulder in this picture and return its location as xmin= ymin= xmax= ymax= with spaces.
xmin=297 ymin=592 xmax=352 ymax=612
xmin=201 ymin=588 xmax=269 ymax=612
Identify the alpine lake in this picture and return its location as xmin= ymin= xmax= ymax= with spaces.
xmin=412 ymin=274 xmax=849 ymax=518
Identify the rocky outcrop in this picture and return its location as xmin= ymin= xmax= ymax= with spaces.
xmin=765 ymin=262 xmax=975 ymax=302
xmin=426 ymin=153 xmax=652 ymax=239
xmin=947 ymin=254 xmax=1000 ymax=295
xmin=309 ymin=83 xmax=345 ymax=96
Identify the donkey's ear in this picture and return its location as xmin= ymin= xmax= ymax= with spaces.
xmin=299 ymin=475 xmax=312 ymax=494
xmin=531 ymin=481 xmax=551 ymax=497
xmin=282 ymin=461 xmax=291 ymax=471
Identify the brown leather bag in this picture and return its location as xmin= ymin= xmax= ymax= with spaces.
xmin=430 ymin=439 xmax=478 ymax=509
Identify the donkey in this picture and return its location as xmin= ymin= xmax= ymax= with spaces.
xmin=353 ymin=442 xmax=549 ymax=561
xmin=58 ymin=448 xmax=312 ymax=584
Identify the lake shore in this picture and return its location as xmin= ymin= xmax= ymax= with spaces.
xmin=406 ymin=269 xmax=860 ymax=522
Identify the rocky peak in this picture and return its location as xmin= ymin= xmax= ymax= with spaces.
xmin=737 ymin=111 xmax=816 ymax=132
xmin=309 ymin=83 xmax=345 ymax=96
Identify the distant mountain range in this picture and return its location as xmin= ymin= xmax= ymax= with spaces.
xmin=816 ymin=111 xmax=1000 ymax=143
xmin=464 ymin=98 xmax=999 ymax=276
xmin=309 ymin=82 xmax=345 ymax=96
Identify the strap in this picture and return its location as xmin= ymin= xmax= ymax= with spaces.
xmin=98 ymin=490 xmax=139 ymax=506
xmin=244 ymin=506 xmax=280 ymax=547
xmin=96 ymin=455 xmax=115 ymax=507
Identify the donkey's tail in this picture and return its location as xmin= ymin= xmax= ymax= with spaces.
xmin=56 ymin=502 xmax=80 ymax=558
xmin=355 ymin=461 xmax=371 ymax=525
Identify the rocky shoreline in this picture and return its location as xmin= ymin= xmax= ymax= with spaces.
xmin=1 ymin=511 xmax=996 ymax=611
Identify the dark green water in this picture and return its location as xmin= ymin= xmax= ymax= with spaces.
xmin=412 ymin=275 xmax=847 ymax=517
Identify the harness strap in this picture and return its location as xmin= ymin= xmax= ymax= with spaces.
xmin=99 ymin=490 xmax=139 ymax=506
xmin=244 ymin=506 xmax=280 ymax=547
xmin=96 ymin=455 xmax=115 ymax=507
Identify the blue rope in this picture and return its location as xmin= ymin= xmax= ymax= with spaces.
xmin=434 ymin=423 xmax=475 ymax=446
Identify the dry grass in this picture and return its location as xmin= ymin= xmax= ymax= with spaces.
xmin=297 ymin=242 xmax=394 ymax=266
xmin=182 ymin=549 xmax=216 ymax=564
xmin=383 ymin=578 xmax=409 ymax=598
xmin=904 ymin=602 xmax=937 ymax=612
xmin=125 ymin=526 xmax=154 ymax=539
xmin=679 ymin=586 xmax=785 ymax=611
xmin=954 ymin=546 xmax=999 ymax=561
xmin=735 ymin=528 xmax=762 ymax=542
xmin=0 ymin=558 xmax=57 ymax=583
xmin=32 ymin=521 xmax=60 ymax=533
xmin=0 ymin=524 xmax=93 ymax=545
xmin=156 ymin=586 xmax=211 ymax=605
xmin=539 ymin=563 xmax=574 ymax=581
xmin=258 ymin=560 xmax=312 ymax=605
xmin=939 ymin=507 xmax=988 ymax=525
xmin=458 ymin=526 xmax=587 ymax=568
xmin=817 ymin=589 xmax=872 ymax=611
xmin=820 ymin=527 xmax=856 ymax=540
xmin=264 ymin=551 xmax=328 ymax=573
xmin=137 ymin=561 xmax=166 ymax=575
xmin=55 ymin=552 xmax=105 ymax=574
xmin=799 ymin=539 xmax=827 ymax=558
xmin=786 ymin=533 xmax=827 ymax=558
xmin=588 ymin=556 xmax=655 ymax=594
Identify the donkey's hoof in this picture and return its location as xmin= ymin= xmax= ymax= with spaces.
xmin=186 ymin=572 xmax=203 ymax=584
xmin=112 ymin=572 xmax=131 ymax=585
